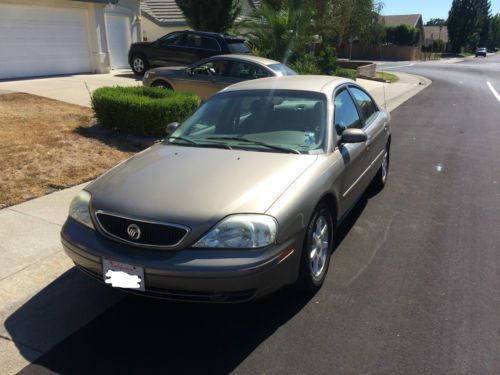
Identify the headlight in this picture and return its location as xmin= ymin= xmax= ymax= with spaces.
xmin=69 ymin=190 xmax=94 ymax=229
xmin=193 ymin=214 xmax=277 ymax=249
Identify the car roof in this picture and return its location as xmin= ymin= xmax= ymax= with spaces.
xmin=212 ymin=54 xmax=281 ymax=66
xmin=183 ymin=30 xmax=245 ymax=41
xmin=221 ymin=75 xmax=353 ymax=94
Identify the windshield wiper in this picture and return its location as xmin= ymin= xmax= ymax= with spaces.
xmin=168 ymin=136 xmax=232 ymax=150
xmin=206 ymin=136 xmax=300 ymax=154
xmin=168 ymin=136 xmax=197 ymax=144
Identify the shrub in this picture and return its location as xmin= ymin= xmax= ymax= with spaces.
xmin=289 ymin=53 xmax=321 ymax=74
xmin=91 ymin=86 xmax=201 ymax=136
xmin=334 ymin=68 xmax=358 ymax=80
xmin=316 ymin=46 xmax=338 ymax=75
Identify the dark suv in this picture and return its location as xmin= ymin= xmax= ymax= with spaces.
xmin=129 ymin=30 xmax=250 ymax=76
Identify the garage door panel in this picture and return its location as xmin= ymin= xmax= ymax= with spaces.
xmin=0 ymin=3 xmax=92 ymax=79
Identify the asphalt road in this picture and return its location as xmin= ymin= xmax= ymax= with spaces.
xmin=18 ymin=56 xmax=500 ymax=374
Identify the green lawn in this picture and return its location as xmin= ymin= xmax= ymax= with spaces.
xmin=375 ymin=71 xmax=400 ymax=83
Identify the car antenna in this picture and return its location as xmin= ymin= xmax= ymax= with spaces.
xmin=379 ymin=46 xmax=387 ymax=112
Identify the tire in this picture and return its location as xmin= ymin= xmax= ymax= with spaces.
xmin=372 ymin=144 xmax=390 ymax=191
xmin=152 ymin=80 xmax=173 ymax=90
xmin=296 ymin=202 xmax=334 ymax=293
xmin=131 ymin=55 xmax=149 ymax=76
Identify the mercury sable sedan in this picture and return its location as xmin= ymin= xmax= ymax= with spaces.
xmin=61 ymin=75 xmax=391 ymax=303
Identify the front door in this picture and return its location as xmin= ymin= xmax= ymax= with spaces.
xmin=333 ymin=88 xmax=372 ymax=213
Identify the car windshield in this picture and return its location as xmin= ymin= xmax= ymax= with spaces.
xmin=169 ymin=90 xmax=327 ymax=154
xmin=268 ymin=63 xmax=297 ymax=76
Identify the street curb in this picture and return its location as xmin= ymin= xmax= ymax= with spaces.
xmin=384 ymin=72 xmax=432 ymax=113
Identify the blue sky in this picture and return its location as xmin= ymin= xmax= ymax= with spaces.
xmin=380 ymin=0 xmax=500 ymax=23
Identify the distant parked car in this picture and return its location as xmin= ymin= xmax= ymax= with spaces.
xmin=129 ymin=30 xmax=250 ymax=76
xmin=475 ymin=47 xmax=487 ymax=57
xmin=143 ymin=55 xmax=297 ymax=100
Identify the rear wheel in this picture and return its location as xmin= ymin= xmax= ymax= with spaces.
xmin=372 ymin=145 xmax=390 ymax=191
xmin=296 ymin=202 xmax=334 ymax=292
xmin=131 ymin=55 xmax=149 ymax=76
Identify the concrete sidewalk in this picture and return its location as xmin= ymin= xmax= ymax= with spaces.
xmin=0 ymin=70 xmax=431 ymax=374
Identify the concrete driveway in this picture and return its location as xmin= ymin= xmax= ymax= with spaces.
xmin=0 ymin=70 xmax=141 ymax=107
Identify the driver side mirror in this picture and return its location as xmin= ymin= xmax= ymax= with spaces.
xmin=339 ymin=128 xmax=367 ymax=144
xmin=166 ymin=122 xmax=179 ymax=136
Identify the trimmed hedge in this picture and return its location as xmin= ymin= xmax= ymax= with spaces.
xmin=334 ymin=67 xmax=358 ymax=81
xmin=91 ymin=86 xmax=201 ymax=136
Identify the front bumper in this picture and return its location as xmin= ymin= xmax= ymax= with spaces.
xmin=61 ymin=218 xmax=304 ymax=303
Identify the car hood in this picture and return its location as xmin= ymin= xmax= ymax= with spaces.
xmin=87 ymin=144 xmax=317 ymax=238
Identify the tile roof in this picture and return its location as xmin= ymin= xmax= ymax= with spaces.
xmin=141 ymin=0 xmax=187 ymax=26
xmin=382 ymin=14 xmax=422 ymax=28
xmin=141 ymin=0 xmax=261 ymax=26
xmin=424 ymin=26 xmax=449 ymax=43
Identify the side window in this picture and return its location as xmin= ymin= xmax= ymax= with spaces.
xmin=159 ymin=32 xmax=184 ymax=46
xmin=349 ymin=87 xmax=379 ymax=124
xmin=202 ymin=37 xmax=221 ymax=51
xmin=334 ymin=89 xmax=362 ymax=135
xmin=185 ymin=34 xmax=202 ymax=48
xmin=226 ymin=62 xmax=269 ymax=79
xmin=193 ymin=60 xmax=231 ymax=76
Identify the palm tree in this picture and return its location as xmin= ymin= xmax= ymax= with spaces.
xmin=235 ymin=3 xmax=314 ymax=62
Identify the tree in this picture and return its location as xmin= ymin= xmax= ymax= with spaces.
xmin=478 ymin=0 xmax=491 ymax=46
xmin=490 ymin=13 xmax=500 ymax=48
xmin=385 ymin=24 xmax=420 ymax=46
xmin=175 ymin=0 xmax=241 ymax=33
xmin=425 ymin=18 xmax=447 ymax=26
xmin=235 ymin=2 xmax=314 ymax=61
xmin=448 ymin=0 xmax=491 ymax=52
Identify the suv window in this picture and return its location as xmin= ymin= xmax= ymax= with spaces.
xmin=349 ymin=87 xmax=379 ymax=125
xmin=185 ymin=34 xmax=203 ymax=48
xmin=226 ymin=62 xmax=269 ymax=79
xmin=202 ymin=37 xmax=221 ymax=51
xmin=227 ymin=41 xmax=250 ymax=54
xmin=160 ymin=32 xmax=184 ymax=46
xmin=334 ymin=88 xmax=362 ymax=135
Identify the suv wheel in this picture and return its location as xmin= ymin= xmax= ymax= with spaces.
xmin=131 ymin=55 xmax=149 ymax=76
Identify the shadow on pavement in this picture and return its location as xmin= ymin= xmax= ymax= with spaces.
xmin=15 ymin=287 xmax=314 ymax=374
xmin=112 ymin=73 xmax=142 ymax=81
xmin=7 ymin=189 xmax=377 ymax=374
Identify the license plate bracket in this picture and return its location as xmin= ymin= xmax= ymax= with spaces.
xmin=102 ymin=258 xmax=145 ymax=292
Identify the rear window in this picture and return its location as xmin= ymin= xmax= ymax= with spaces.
xmin=268 ymin=63 xmax=297 ymax=76
xmin=227 ymin=40 xmax=250 ymax=54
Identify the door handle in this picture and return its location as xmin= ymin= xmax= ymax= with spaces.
xmin=384 ymin=123 xmax=388 ymax=132
xmin=365 ymin=140 xmax=371 ymax=151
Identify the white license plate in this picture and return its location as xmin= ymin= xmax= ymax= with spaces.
xmin=102 ymin=258 xmax=145 ymax=292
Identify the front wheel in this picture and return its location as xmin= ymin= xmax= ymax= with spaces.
xmin=131 ymin=55 xmax=149 ymax=76
xmin=296 ymin=202 xmax=334 ymax=292
xmin=152 ymin=80 xmax=173 ymax=90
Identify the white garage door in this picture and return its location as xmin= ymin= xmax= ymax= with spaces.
xmin=105 ymin=12 xmax=132 ymax=69
xmin=0 ymin=3 xmax=92 ymax=79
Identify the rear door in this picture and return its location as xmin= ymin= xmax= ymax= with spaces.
xmin=184 ymin=35 xmax=222 ymax=65
xmin=348 ymin=85 xmax=388 ymax=181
